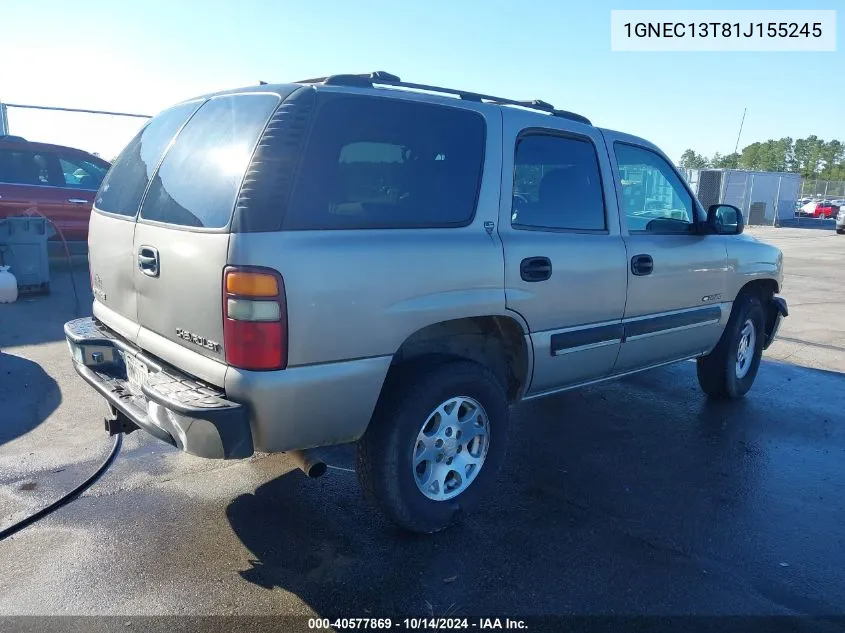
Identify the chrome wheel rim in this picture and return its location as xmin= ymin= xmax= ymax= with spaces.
xmin=735 ymin=319 xmax=756 ymax=379
xmin=412 ymin=396 xmax=490 ymax=501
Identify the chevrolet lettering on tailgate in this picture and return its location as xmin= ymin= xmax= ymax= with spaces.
xmin=175 ymin=328 xmax=220 ymax=352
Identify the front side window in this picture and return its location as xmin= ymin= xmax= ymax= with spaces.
xmin=614 ymin=143 xmax=696 ymax=233
xmin=511 ymin=134 xmax=606 ymax=231
xmin=283 ymin=96 xmax=486 ymax=230
xmin=59 ymin=155 xmax=108 ymax=190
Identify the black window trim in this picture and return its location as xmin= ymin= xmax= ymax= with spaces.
xmin=280 ymin=92 xmax=488 ymax=232
xmin=93 ymin=98 xmax=208 ymax=224
xmin=510 ymin=128 xmax=610 ymax=235
xmin=612 ymin=140 xmax=705 ymax=236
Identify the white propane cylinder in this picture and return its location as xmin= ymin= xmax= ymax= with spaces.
xmin=0 ymin=266 xmax=18 ymax=303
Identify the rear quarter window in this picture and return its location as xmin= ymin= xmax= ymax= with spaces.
xmin=140 ymin=93 xmax=280 ymax=229
xmin=283 ymin=95 xmax=486 ymax=230
xmin=95 ymin=100 xmax=202 ymax=216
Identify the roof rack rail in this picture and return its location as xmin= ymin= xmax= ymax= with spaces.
xmin=0 ymin=134 xmax=27 ymax=142
xmin=294 ymin=72 xmax=592 ymax=125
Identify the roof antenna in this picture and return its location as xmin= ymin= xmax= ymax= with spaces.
xmin=259 ymin=81 xmax=268 ymax=85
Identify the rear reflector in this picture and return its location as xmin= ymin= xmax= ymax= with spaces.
xmin=223 ymin=266 xmax=287 ymax=371
xmin=225 ymin=271 xmax=279 ymax=297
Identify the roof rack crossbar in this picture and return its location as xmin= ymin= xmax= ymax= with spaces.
xmin=295 ymin=72 xmax=592 ymax=125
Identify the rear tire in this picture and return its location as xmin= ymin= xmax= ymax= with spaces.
xmin=696 ymin=293 xmax=765 ymax=400
xmin=356 ymin=358 xmax=509 ymax=533
xmin=836 ymin=228 xmax=845 ymax=235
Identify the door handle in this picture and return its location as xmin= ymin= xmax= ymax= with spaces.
xmin=631 ymin=254 xmax=653 ymax=276
xmin=67 ymin=198 xmax=88 ymax=204
xmin=520 ymin=256 xmax=552 ymax=282
xmin=138 ymin=246 xmax=160 ymax=277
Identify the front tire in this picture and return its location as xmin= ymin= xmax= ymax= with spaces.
xmin=696 ymin=293 xmax=765 ymax=400
xmin=356 ymin=358 xmax=509 ymax=533
xmin=836 ymin=228 xmax=845 ymax=235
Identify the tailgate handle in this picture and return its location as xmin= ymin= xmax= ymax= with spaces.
xmin=138 ymin=246 xmax=160 ymax=278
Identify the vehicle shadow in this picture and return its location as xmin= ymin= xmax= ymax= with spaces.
xmin=0 ymin=260 xmax=91 ymax=349
xmin=226 ymin=359 xmax=845 ymax=616
xmin=0 ymin=351 xmax=62 ymax=445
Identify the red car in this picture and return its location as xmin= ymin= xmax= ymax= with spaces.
xmin=800 ymin=200 xmax=840 ymax=219
xmin=814 ymin=201 xmax=840 ymax=219
xmin=0 ymin=135 xmax=110 ymax=250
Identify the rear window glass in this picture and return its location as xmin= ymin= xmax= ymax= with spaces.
xmin=140 ymin=93 xmax=280 ymax=228
xmin=283 ymin=96 xmax=485 ymax=230
xmin=95 ymin=100 xmax=201 ymax=216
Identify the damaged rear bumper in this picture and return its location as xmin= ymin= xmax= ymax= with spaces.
xmin=64 ymin=317 xmax=253 ymax=459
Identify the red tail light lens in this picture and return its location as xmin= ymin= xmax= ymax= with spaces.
xmin=222 ymin=266 xmax=287 ymax=371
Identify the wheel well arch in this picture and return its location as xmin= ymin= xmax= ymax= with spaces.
xmin=735 ymin=278 xmax=780 ymax=340
xmin=387 ymin=316 xmax=530 ymax=402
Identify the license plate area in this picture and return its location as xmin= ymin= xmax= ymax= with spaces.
xmin=121 ymin=352 xmax=150 ymax=394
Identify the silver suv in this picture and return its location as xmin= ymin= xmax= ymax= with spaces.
xmin=65 ymin=72 xmax=788 ymax=533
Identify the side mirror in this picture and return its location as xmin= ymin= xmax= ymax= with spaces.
xmin=707 ymin=204 xmax=744 ymax=235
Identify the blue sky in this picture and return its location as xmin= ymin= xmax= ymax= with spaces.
xmin=1 ymin=0 xmax=842 ymax=162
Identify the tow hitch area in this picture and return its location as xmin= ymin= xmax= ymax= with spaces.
xmin=105 ymin=409 xmax=140 ymax=436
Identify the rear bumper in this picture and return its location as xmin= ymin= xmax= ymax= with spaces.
xmin=64 ymin=317 xmax=253 ymax=459
xmin=763 ymin=296 xmax=788 ymax=350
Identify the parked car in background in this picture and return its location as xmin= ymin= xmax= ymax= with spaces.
xmin=799 ymin=200 xmax=839 ymax=219
xmin=814 ymin=201 xmax=840 ymax=219
xmin=0 ymin=135 xmax=110 ymax=251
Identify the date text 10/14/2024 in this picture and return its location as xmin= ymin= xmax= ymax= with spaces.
xmin=308 ymin=618 xmax=528 ymax=630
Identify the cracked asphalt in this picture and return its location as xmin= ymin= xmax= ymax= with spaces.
xmin=0 ymin=226 xmax=843 ymax=622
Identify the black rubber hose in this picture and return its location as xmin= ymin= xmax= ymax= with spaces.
xmin=0 ymin=433 xmax=122 ymax=541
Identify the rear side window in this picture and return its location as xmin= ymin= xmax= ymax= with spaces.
xmin=511 ymin=134 xmax=606 ymax=231
xmin=283 ymin=96 xmax=485 ymax=230
xmin=140 ymin=94 xmax=280 ymax=228
xmin=95 ymin=100 xmax=201 ymax=216
xmin=0 ymin=149 xmax=59 ymax=186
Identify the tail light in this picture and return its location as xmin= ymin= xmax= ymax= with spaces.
xmin=222 ymin=266 xmax=287 ymax=371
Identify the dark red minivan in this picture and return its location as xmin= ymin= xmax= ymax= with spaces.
xmin=0 ymin=135 xmax=110 ymax=251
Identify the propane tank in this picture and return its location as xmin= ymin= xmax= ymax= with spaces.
xmin=0 ymin=266 xmax=18 ymax=303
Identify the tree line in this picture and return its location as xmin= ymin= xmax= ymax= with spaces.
xmin=678 ymin=136 xmax=845 ymax=181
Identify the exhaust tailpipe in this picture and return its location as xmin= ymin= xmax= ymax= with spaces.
xmin=288 ymin=449 xmax=328 ymax=478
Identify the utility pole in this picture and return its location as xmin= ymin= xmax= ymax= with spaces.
xmin=733 ymin=107 xmax=747 ymax=155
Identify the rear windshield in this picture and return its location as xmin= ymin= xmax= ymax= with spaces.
xmin=283 ymin=95 xmax=486 ymax=230
xmin=140 ymin=93 xmax=280 ymax=228
xmin=95 ymin=100 xmax=201 ymax=216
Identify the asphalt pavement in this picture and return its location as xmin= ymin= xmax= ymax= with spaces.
xmin=0 ymin=227 xmax=843 ymax=623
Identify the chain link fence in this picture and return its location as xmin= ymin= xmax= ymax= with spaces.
xmin=683 ymin=169 xmax=800 ymax=226
xmin=799 ymin=179 xmax=845 ymax=200
xmin=683 ymin=169 xmax=844 ymax=226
